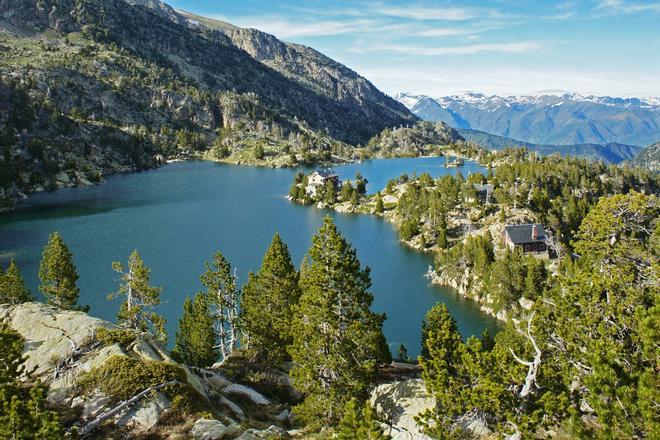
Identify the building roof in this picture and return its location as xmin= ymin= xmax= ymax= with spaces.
xmin=314 ymin=170 xmax=339 ymax=179
xmin=504 ymin=224 xmax=545 ymax=244
xmin=473 ymin=183 xmax=494 ymax=193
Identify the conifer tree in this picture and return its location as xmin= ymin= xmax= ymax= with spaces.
xmin=201 ymin=251 xmax=240 ymax=362
xmin=39 ymin=232 xmax=86 ymax=311
xmin=337 ymin=398 xmax=391 ymax=440
xmin=109 ymin=250 xmax=166 ymax=343
xmin=374 ymin=193 xmax=384 ymax=214
xmin=0 ymin=260 xmax=32 ymax=304
xmin=241 ymin=233 xmax=300 ymax=364
xmin=289 ymin=217 xmax=388 ymax=426
xmin=0 ymin=322 xmax=65 ymax=439
xmin=355 ymin=172 xmax=368 ymax=195
xmin=397 ymin=344 xmax=409 ymax=362
xmin=172 ymin=293 xmax=217 ymax=367
xmin=436 ymin=213 xmax=448 ymax=249
xmin=341 ymin=181 xmax=355 ymax=202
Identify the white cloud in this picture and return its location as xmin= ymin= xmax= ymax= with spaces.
xmin=415 ymin=28 xmax=468 ymax=37
xmin=357 ymin=66 xmax=660 ymax=98
xmin=366 ymin=42 xmax=541 ymax=56
xmin=213 ymin=16 xmax=402 ymax=38
xmin=596 ymin=0 xmax=660 ymax=14
xmin=377 ymin=5 xmax=480 ymax=21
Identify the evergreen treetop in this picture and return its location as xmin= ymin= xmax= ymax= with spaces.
xmin=172 ymin=292 xmax=217 ymax=368
xmin=289 ymin=216 xmax=388 ymax=426
xmin=240 ymin=233 xmax=300 ymax=365
xmin=0 ymin=260 xmax=32 ymax=305
xmin=38 ymin=232 xmax=85 ymax=311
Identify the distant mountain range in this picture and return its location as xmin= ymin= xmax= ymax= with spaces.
xmin=457 ymin=128 xmax=643 ymax=164
xmin=396 ymin=92 xmax=660 ymax=147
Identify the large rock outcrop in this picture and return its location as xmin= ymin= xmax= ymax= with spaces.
xmin=0 ymin=302 xmax=290 ymax=437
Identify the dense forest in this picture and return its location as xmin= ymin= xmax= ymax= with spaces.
xmin=291 ymin=148 xmax=659 ymax=321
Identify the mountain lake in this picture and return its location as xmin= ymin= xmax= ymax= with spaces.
xmin=0 ymin=157 xmax=500 ymax=356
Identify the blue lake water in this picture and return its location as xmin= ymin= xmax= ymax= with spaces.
xmin=0 ymin=158 xmax=499 ymax=356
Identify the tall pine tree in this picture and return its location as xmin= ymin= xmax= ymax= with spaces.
xmin=289 ymin=216 xmax=388 ymax=426
xmin=109 ymin=250 xmax=166 ymax=343
xmin=241 ymin=233 xmax=301 ymax=364
xmin=39 ymin=232 xmax=85 ymax=310
xmin=0 ymin=260 xmax=32 ymax=304
xmin=172 ymin=293 xmax=217 ymax=368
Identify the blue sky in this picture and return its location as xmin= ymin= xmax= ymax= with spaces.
xmin=166 ymin=0 xmax=660 ymax=98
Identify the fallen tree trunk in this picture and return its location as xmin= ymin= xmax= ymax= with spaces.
xmin=78 ymin=379 xmax=181 ymax=437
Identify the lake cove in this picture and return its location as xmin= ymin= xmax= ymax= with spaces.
xmin=0 ymin=158 xmax=499 ymax=356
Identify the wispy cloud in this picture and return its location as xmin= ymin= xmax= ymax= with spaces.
xmin=366 ymin=41 xmax=541 ymax=56
xmin=596 ymin=0 xmax=660 ymax=14
xmin=211 ymin=16 xmax=405 ymax=38
xmin=415 ymin=28 xmax=469 ymax=37
xmin=377 ymin=5 xmax=481 ymax=21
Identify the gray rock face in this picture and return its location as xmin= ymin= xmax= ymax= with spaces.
xmin=0 ymin=302 xmax=113 ymax=380
xmin=116 ymin=391 xmax=171 ymax=430
xmin=237 ymin=425 xmax=289 ymax=439
xmin=0 ymin=302 xmax=212 ymax=432
xmin=370 ymin=379 xmax=435 ymax=440
xmin=191 ymin=418 xmax=235 ymax=440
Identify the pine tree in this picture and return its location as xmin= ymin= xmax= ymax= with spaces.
xmin=38 ymin=232 xmax=85 ymax=311
xmin=341 ymin=181 xmax=355 ymax=202
xmin=374 ymin=193 xmax=384 ymax=214
xmin=289 ymin=216 xmax=388 ymax=426
xmin=172 ymin=293 xmax=217 ymax=367
xmin=240 ymin=233 xmax=300 ymax=364
xmin=201 ymin=251 xmax=240 ymax=363
xmin=436 ymin=213 xmax=448 ymax=249
xmin=355 ymin=172 xmax=368 ymax=195
xmin=337 ymin=398 xmax=391 ymax=440
xmin=254 ymin=144 xmax=265 ymax=160
xmin=397 ymin=344 xmax=409 ymax=362
xmin=0 ymin=322 xmax=65 ymax=439
xmin=0 ymin=260 xmax=32 ymax=304
xmin=109 ymin=250 xmax=166 ymax=343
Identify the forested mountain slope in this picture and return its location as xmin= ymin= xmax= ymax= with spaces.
xmin=458 ymin=128 xmax=643 ymax=164
xmin=631 ymin=141 xmax=660 ymax=172
xmin=0 ymin=0 xmax=415 ymax=208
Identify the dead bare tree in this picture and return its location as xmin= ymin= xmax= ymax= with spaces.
xmin=78 ymin=379 xmax=181 ymax=437
xmin=509 ymin=311 xmax=542 ymax=398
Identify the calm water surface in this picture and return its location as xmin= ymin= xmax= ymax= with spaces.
xmin=0 ymin=158 xmax=499 ymax=356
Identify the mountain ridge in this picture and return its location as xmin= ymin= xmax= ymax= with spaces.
xmin=457 ymin=128 xmax=643 ymax=164
xmin=0 ymin=0 xmax=417 ymax=208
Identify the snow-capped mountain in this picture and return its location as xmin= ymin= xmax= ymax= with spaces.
xmin=395 ymin=92 xmax=660 ymax=146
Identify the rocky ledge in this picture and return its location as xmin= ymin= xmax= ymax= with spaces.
xmin=0 ymin=302 xmax=445 ymax=439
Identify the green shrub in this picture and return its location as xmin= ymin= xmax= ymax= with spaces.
xmin=399 ymin=221 xmax=419 ymax=241
xmin=78 ymin=355 xmax=208 ymax=414
xmin=95 ymin=327 xmax=136 ymax=349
